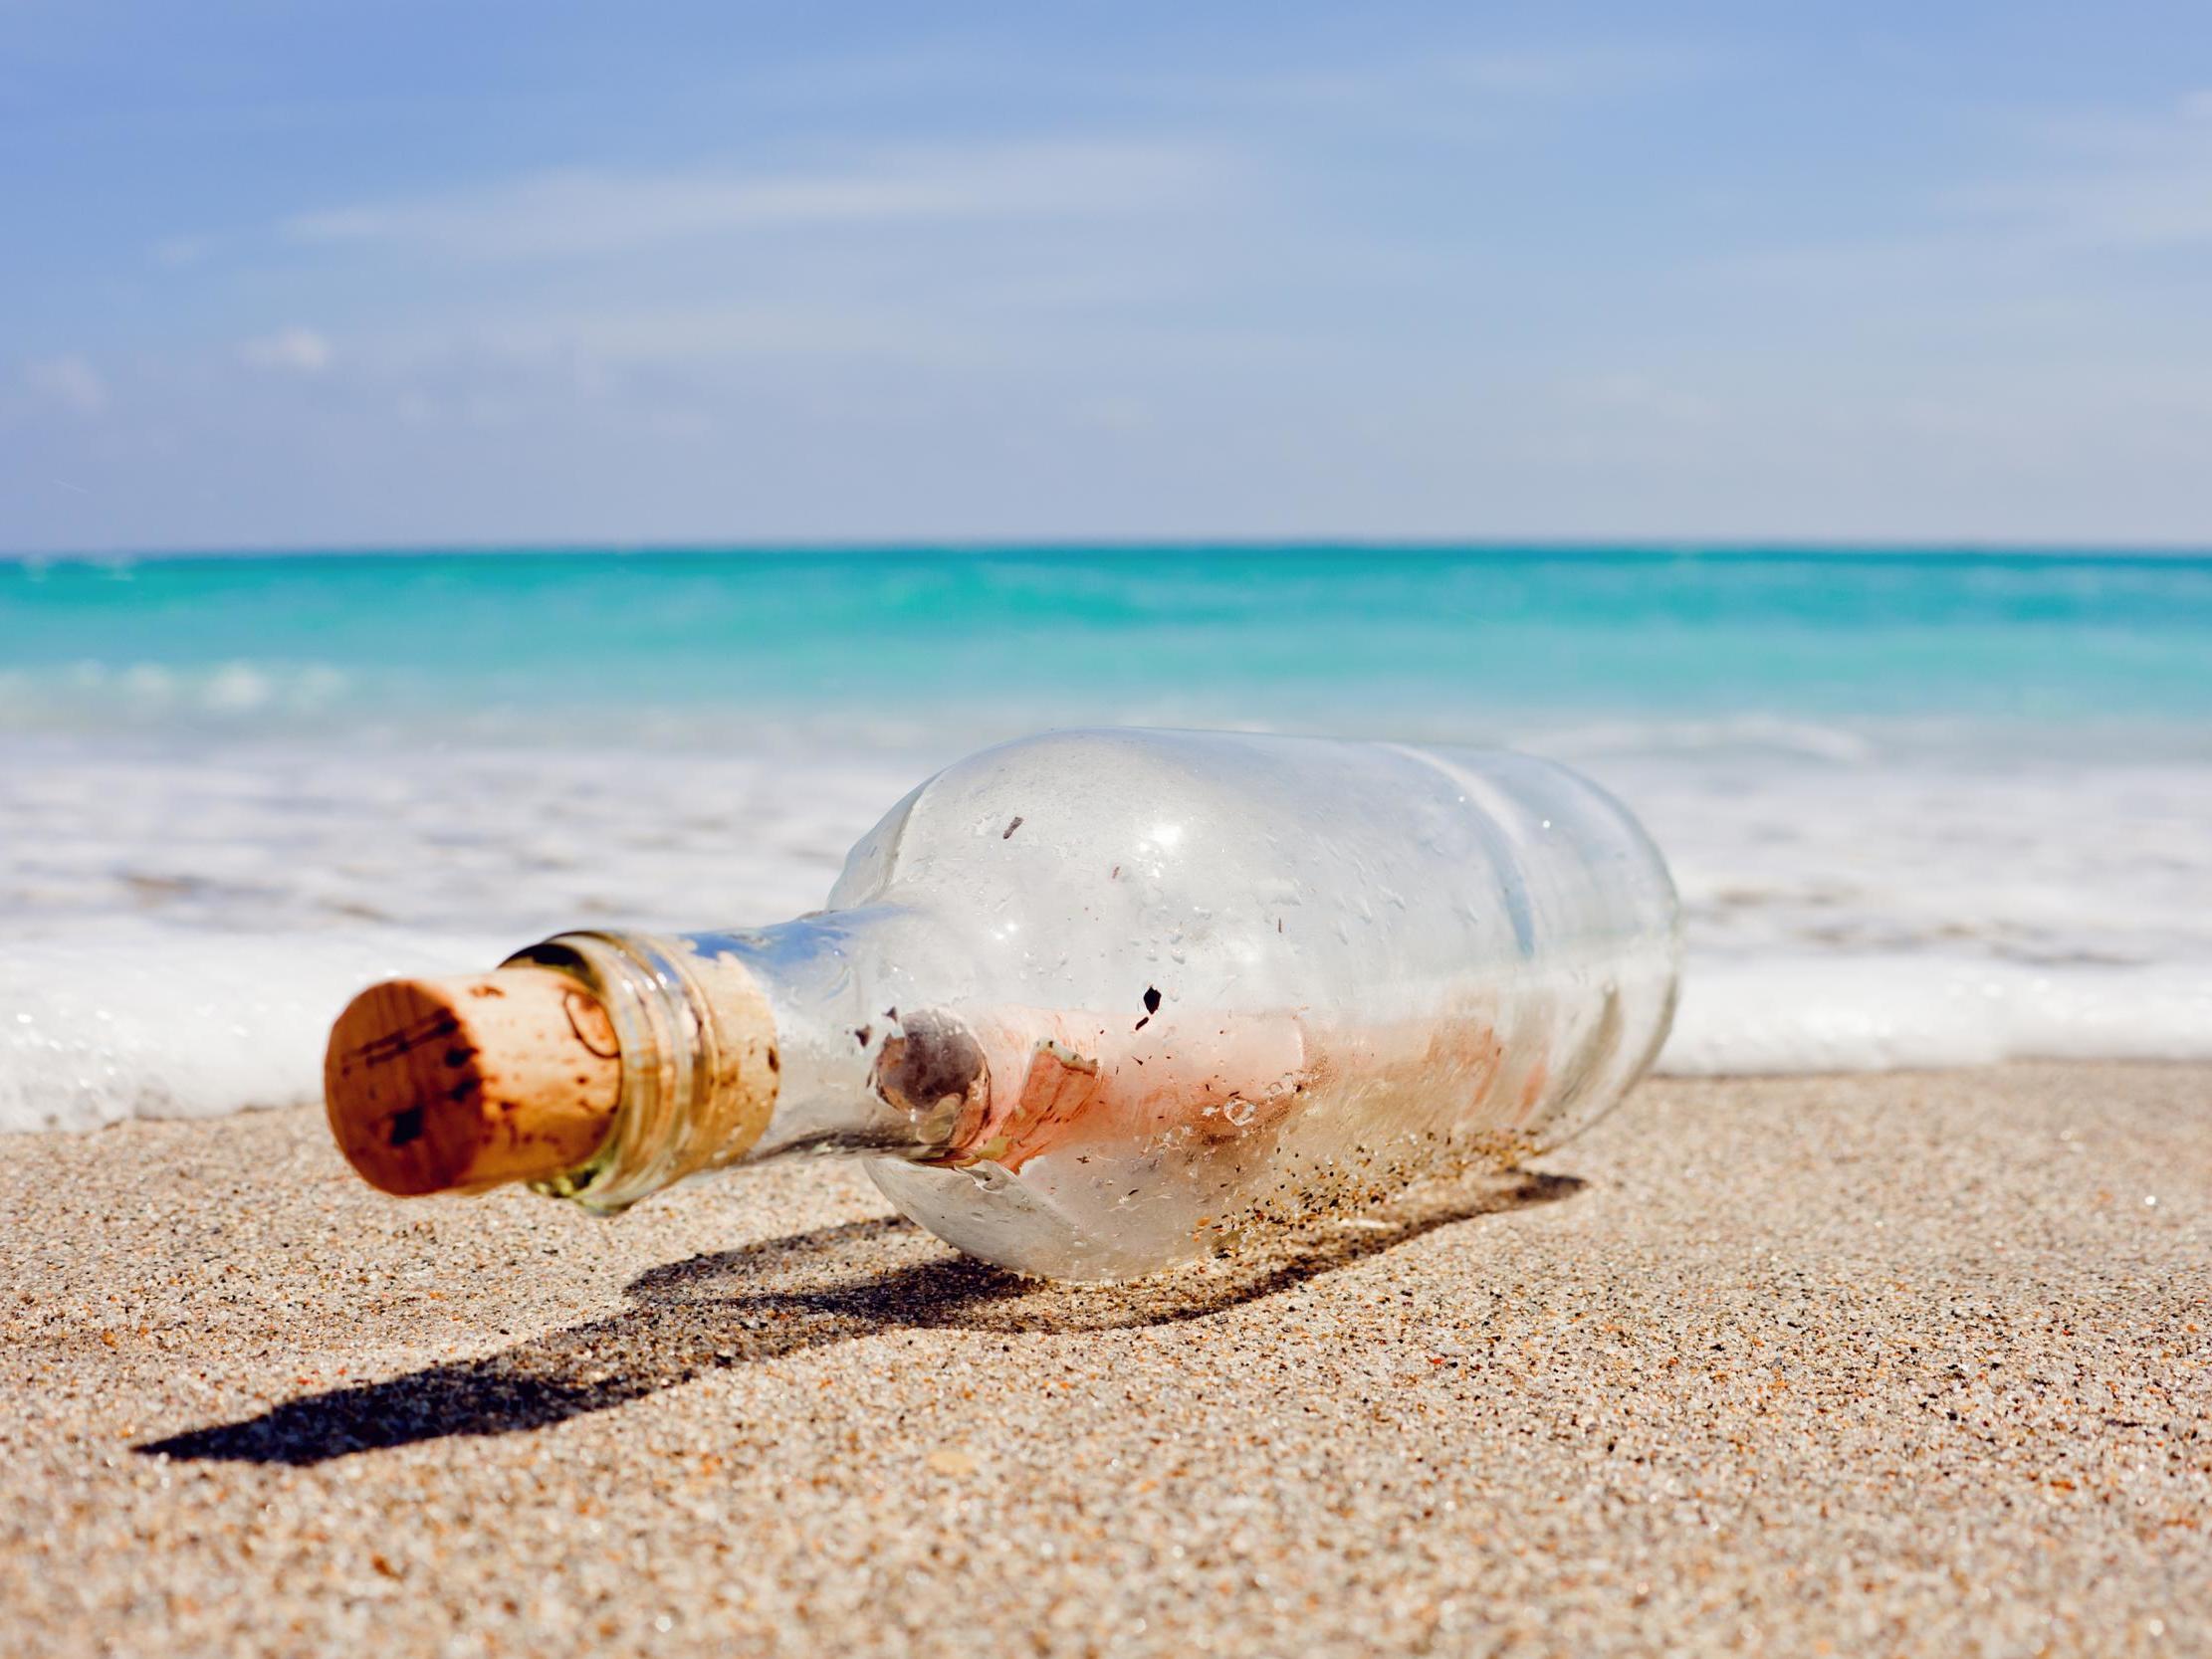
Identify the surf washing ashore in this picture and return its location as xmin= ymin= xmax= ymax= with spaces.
xmin=4 ymin=545 xmax=2212 ymax=1133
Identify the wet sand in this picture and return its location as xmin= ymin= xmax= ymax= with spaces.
xmin=1 ymin=1064 xmax=2206 ymax=1657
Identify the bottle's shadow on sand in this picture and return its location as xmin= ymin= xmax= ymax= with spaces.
xmin=139 ymin=1171 xmax=1584 ymax=1467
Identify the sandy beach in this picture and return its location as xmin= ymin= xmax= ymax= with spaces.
xmin=2 ymin=1063 xmax=2205 ymax=1657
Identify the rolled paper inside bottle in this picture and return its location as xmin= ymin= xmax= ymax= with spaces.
xmin=920 ymin=1011 xmax=1314 ymax=1172
xmin=911 ymin=1003 xmax=1549 ymax=1178
xmin=323 ymin=967 xmax=623 ymax=1195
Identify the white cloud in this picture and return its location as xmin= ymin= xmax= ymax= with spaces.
xmin=153 ymin=233 xmax=216 ymax=268
xmin=1958 ymin=160 xmax=2212 ymax=253
xmin=1942 ymin=97 xmax=2212 ymax=254
xmin=1568 ymin=373 xmax=1715 ymax=427
xmin=1711 ymin=93 xmax=2212 ymax=296
xmin=283 ymin=140 xmax=1229 ymax=262
xmin=1131 ymin=40 xmax=1738 ymax=118
xmin=22 ymin=355 xmax=107 ymax=416
xmin=1069 ymin=394 xmax=1151 ymax=431
xmin=241 ymin=327 xmax=333 ymax=373
xmin=474 ymin=302 xmax=989 ymax=367
xmin=1444 ymin=43 xmax=1734 ymax=98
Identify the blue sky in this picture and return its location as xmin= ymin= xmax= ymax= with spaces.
xmin=6 ymin=1 xmax=2212 ymax=550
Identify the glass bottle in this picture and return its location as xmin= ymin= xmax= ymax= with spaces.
xmin=327 ymin=728 xmax=1679 ymax=1281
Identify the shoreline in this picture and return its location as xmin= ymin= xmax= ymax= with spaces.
xmin=3 ymin=1063 xmax=2206 ymax=1655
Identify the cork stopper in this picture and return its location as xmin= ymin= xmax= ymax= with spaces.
xmin=324 ymin=967 xmax=622 ymax=1196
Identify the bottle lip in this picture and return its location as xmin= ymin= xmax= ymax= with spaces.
xmin=506 ymin=930 xmax=702 ymax=1215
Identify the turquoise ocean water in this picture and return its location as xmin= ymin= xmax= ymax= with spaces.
xmin=7 ymin=544 xmax=2212 ymax=1130
xmin=5 ymin=546 xmax=2211 ymax=751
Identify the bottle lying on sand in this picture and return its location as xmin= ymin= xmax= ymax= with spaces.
xmin=326 ymin=728 xmax=1680 ymax=1282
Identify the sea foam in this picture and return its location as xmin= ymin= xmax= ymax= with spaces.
xmin=1 ymin=925 xmax=511 ymax=1133
xmin=9 ymin=930 xmax=2210 ymax=1135
xmin=6 ymin=738 xmax=2211 ymax=1134
xmin=1665 ymin=956 xmax=2212 ymax=1075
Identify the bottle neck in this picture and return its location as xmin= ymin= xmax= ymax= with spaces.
xmin=511 ymin=914 xmax=965 ymax=1214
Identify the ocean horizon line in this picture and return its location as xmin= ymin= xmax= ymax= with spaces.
xmin=8 ymin=537 xmax=2212 ymax=567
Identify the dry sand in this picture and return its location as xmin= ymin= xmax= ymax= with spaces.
xmin=1 ymin=1064 xmax=2206 ymax=1658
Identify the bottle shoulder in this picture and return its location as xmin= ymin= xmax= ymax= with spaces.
xmin=822 ymin=728 xmax=1672 ymax=938
xmin=827 ymin=728 xmax=1351 ymax=908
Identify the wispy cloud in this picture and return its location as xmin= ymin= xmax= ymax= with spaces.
xmin=1129 ymin=38 xmax=1739 ymax=122
xmin=1950 ymin=94 xmax=2212 ymax=253
xmin=1565 ymin=372 xmax=1716 ymax=427
xmin=240 ymin=326 xmax=333 ymax=373
xmin=472 ymin=303 xmax=986 ymax=367
xmin=1443 ymin=42 xmax=1737 ymax=98
xmin=152 ymin=233 xmax=217 ymax=269
xmin=284 ymin=140 xmax=1229 ymax=262
xmin=1707 ymin=91 xmax=2212 ymax=296
xmin=22 ymin=356 xmax=108 ymax=416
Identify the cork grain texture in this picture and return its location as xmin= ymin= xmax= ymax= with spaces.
xmin=324 ymin=970 xmax=623 ymax=1196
